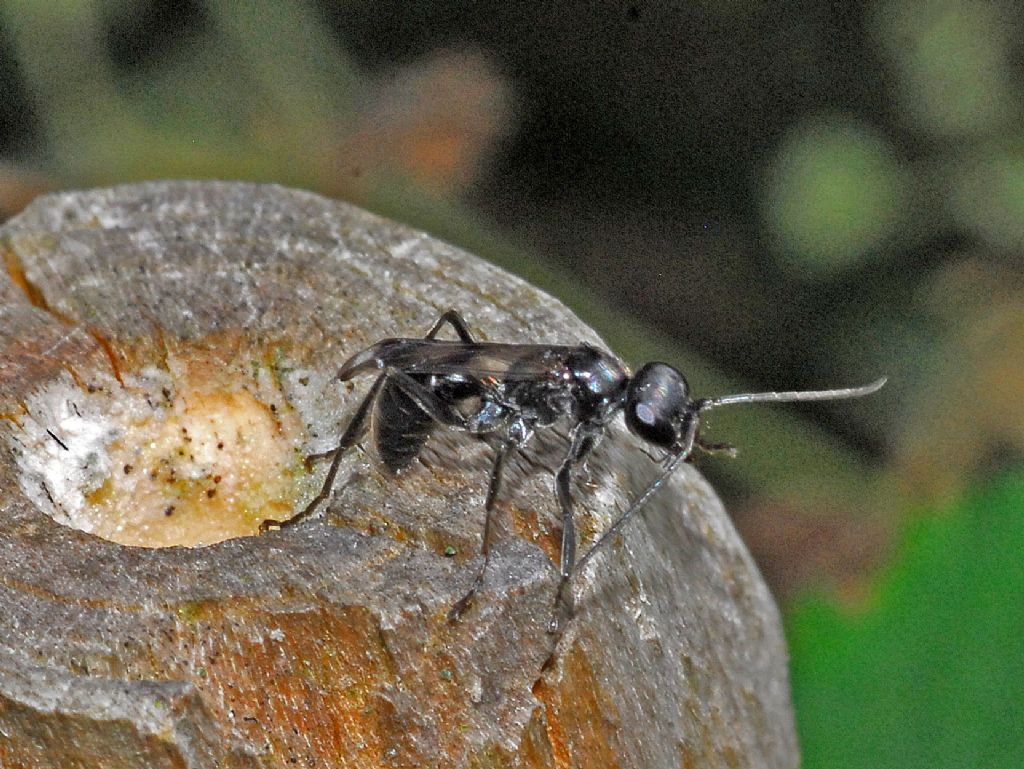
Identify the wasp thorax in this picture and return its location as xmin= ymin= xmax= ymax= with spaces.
xmin=566 ymin=346 xmax=629 ymax=420
xmin=625 ymin=362 xmax=691 ymax=449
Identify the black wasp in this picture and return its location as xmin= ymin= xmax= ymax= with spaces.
xmin=267 ymin=310 xmax=885 ymax=629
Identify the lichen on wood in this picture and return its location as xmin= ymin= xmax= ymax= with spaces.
xmin=0 ymin=181 xmax=798 ymax=768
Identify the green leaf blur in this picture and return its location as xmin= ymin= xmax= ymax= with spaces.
xmin=788 ymin=473 xmax=1024 ymax=769
xmin=764 ymin=117 xmax=907 ymax=275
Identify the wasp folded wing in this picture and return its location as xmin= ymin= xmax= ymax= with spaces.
xmin=337 ymin=339 xmax=573 ymax=382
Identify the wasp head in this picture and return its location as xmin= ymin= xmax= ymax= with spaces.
xmin=624 ymin=362 xmax=698 ymax=450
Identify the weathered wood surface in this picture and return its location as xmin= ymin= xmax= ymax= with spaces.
xmin=0 ymin=181 xmax=799 ymax=768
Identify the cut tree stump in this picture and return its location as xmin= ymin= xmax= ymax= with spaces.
xmin=0 ymin=181 xmax=799 ymax=768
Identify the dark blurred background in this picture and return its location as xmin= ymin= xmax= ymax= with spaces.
xmin=0 ymin=2 xmax=1021 ymax=766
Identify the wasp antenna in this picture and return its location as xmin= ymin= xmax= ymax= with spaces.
xmin=699 ymin=376 xmax=887 ymax=410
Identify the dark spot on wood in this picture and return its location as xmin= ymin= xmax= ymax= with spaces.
xmin=45 ymin=429 xmax=68 ymax=451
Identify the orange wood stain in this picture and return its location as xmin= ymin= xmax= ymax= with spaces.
xmin=86 ymin=328 xmax=125 ymax=387
xmin=3 ymin=245 xmax=73 ymax=324
xmin=530 ymin=643 xmax=623 ymax=769
xmin=172 ymin=606 xmax=393 ymax=765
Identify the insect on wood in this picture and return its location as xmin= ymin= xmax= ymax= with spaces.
xmin=263 ymin=310 xmax=885 ymax=631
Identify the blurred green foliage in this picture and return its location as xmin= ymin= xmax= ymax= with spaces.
xmin=755 ymin=0 xmax=1024 ymax=515
xmin=0 ymin=0 xmax=361 ymax=185
xmin=765 ymin=117 xmax=907 ymax=275
xmin=874 ymin=0 xmax=1021 ymax=138
xmin=789 ymin=472 xmax=1024 ymax=769
xmin=952 ymin=146 xmax=1024 ymax=252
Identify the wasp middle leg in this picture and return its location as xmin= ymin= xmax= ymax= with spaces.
xmin=448 ymin=440 xmax=513 ymax=621
xmin=549 ymin=427 xmax=599 ymax=632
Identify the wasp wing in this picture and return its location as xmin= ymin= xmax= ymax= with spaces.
xmin=347 ymin=340 xmax=573 ymax=470
xmin=339 ymin=339 xmax=575 ymax=382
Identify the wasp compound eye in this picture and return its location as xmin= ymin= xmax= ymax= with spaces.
xmin=625 ymin=362 xmax=690 ymax=449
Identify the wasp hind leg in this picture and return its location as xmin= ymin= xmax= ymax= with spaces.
xmin=260 ymin=372 xmax=388 ymax=532
xmin=425 ymin=309 xmax=476 ymax=342
xmin=263 ymin=367 xmax=467 ymax=532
